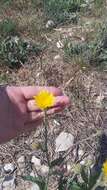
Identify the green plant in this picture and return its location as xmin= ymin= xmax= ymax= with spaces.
xmin=0 ymin=36 xmax=45 ymax=68
xmin=0 ymin=73 xmax=9 ymax=83
xmin=92 ymin=0 xmax=106 ymax=16
xmin=22 ymin=154 xmax=107 ymax=190
xmin=22 ymin=176 xmax=48 ymax=190
xmin=0 ymin=0 xmax=12 ymax=5
xmin=31 ymin=0 xmax=43 ymax=8
xmin=94 ymin=0 xmax=105 ymax=9
xmin=43 ymin=0 xmax=88 ymax=25
xmin=67 ymin=165 xmax=101 ymax=190
xmin=0 ymin=19 xmax=17 ymax=37
xmin=63 ymin=23 xmax=107 ymax=69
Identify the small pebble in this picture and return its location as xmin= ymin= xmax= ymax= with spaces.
xmin=56 ymin=41 xmax=64 ymax=49
xmin=46 ymin=20 xmax=55 ymax=29
xmin=41 ymin=165 xmax=49 ymax=175
xmin=4 ymin=163 xmax=15 ymax=173
xmin=17 ymin=156 xmax=25 ymax=163
xmin=31 ymin=183 xmax=40 ymax=190
xmin=54 ymin=55 xmax=61 ymax=61
xmin=31 ymin=156 xmax=41 ymax=170
xmin=3 ymin=176 xmax=15 ymax=190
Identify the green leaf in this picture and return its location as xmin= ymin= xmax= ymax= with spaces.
xmin=81 ymin=166 xmax=88 ymax=184
xmin=88 ymin=170 xmax=101 ymax=189
xmin=22 ymin=175 xmax=46 ymax=190
xmin=68 ymin=182 xmax=82 ymax=190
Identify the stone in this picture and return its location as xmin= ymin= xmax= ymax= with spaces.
xmin=3 ymin=176 xmax=15 ymax=190
xmin=46 ymin=20 xmax=55 ymax=29
xmin=4 ymin=163 xmax=15 ymax=173
xmin=55 ymin=132 xmax=74 ymax=152
xmin=80 ymin=160 xmax=85 ymax=165
xmin=13 ymin=36 xmax=19 ymax=44
xmin=80 ymin=155 xmax=93 ymax=166
xmin=56 ymin=40 xmax=64 ymax=49
xmin=54 ymin=55 xmax=61 ymax=61
xmin=17 ymin=156 xmax=25 ymax=175
xmin=78 ymin=149 xmax=84 ymax=157
xmin=17 ymin=156 xmax=25 ymax=163
xmin=67 ymin=163 xmax=71 ymax=173
xmin=31 ymin=183 xmax=40 ymax=190
xmin=30 ymin=171 xmax=36 ymax=177
xmin=41 ymin=165 xmax=49 ymax=175
xmin=31 ymin=156 xmax=41 ymax=170
xmin=95 ymin=95 xmax=104 ymax=108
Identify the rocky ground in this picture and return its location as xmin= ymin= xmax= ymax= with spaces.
xmin=0 ymin=1 xmax=107 ymax=189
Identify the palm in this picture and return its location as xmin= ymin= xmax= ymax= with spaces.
xmin=0 ymin=86 xmax=69 ymax=143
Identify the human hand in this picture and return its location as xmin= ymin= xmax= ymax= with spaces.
xmin=0 ymin=86 xmax=69 ymax=143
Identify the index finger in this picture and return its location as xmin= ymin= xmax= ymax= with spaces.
xmin=20 ymin=86 xmax=62 ymax=100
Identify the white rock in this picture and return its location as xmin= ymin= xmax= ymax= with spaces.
xmin=67 ymin=164 xmax=71 ymax=173
xmin=30 ymin=171 xmax=38 ymax=177
xmin=80 ymin=160 xmax=85 ymax=165
xmin=3 ymin=176 xmax=15 ymax=190
xmin=81 ymin=37 xmax=85 ymax=42
xmin=56 ymin=40 xmax=64 ymax=49
xmin=73 ymin=149 xmax=84 ymax=158
xmin=55 ymin=132 xmax=74 ymax=152
xmin=31 ymin=183 xmax=40 ymax=190
xmin=78 ymin=149 xmax=84 ymax=157
xmin=31 ymin=156 xmax=41 ymax=167
xmin=17 ymin=156 xmax=25 ymax=163
xmin=95 ymin=94 xmax=104 ymax=108
xmin=46 ymin=20 xmax=55 ymax=29
xmin=54 ymin=55 xmax=61 ymax=61
xmin=4 ymin=163 xmax=15 ymax=173
xmin=41 ymin=165 xmax=49 ymax=175
xmin=17 ymin=156 xmax=25 ymax=175
xmin=80 ymin=155 xmax=93 ymax=166
xmin=53 ymin=119 xmax=60 ymax=126
xmin=13 ymin=36 xmax=19 ymax=44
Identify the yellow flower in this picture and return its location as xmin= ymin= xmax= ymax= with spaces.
xmin=33 ymin=90 xmax=55 ymax=110
xmin=102 ymin=160 xmax=107 ymax=182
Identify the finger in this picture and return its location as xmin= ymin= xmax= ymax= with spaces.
xmin=27 ymin=95 xmax=70 ymax=112
xmin=27 ymin=99 xmax=41 ymax=112
xmin=55 ymin=95 xmax=70 ymax=107
xmin=25 ymin=106 xmax=64 ymax=123
xmin=20 ymin=86 xmax=62 ymax=100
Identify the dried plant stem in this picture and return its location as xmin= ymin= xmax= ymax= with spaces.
xmin=40 ymin=54 xmax=43 ymax=70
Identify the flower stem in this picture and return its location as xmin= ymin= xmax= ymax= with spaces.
xmin=44 ymin=110 xmax=50 ymax=167
xmin=43 ymin=110 xmax=52 ymax=190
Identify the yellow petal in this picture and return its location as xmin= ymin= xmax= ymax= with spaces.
xmin=33 ymin=90 xmax=55 ymax=110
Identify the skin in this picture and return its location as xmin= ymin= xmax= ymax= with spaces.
xmin=0 ymin=86 xmax=70 ymax=144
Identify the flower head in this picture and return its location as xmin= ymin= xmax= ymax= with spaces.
xmin=33 ymin=90 xmax=55 ymax=110
xmin=102 ymin=160 xmax=107 ymax=182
